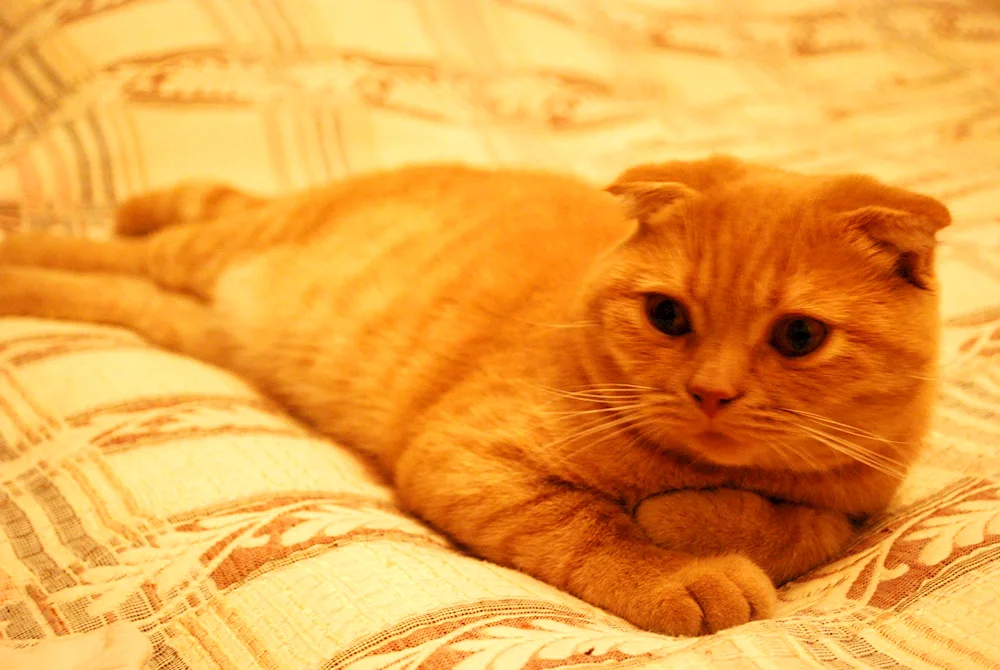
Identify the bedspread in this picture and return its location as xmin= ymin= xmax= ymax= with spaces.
xmin=1 ymin=1 xmax=999 ymax=668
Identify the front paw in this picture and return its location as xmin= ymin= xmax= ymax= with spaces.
xmin=635 ymin=489 xmax=856 ymax=584
xmin=646 ymin=555 xmax=776 ymax=636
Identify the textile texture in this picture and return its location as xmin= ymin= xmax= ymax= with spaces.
xmin=1 ymin=1 xmax=1000 ymax=668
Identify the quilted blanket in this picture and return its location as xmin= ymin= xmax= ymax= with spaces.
xmin=1 ymin=1 xmax=1000 ymax=668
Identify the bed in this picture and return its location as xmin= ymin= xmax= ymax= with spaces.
xmin=1 ymin=1 xmax=999 ymax=668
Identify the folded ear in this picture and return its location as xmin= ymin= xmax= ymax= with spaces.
xmin=604 ymin=181 xmax=699 ymax=221
xmin=606 ymin=154 xmax=748 ymax=194
xmin=604 ymin=154 xmax=746 ymax=224
xmin=825 ymin=176 xmax=951 ymax=290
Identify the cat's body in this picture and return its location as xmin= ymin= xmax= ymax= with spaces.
xmin=0 ymin=156 xmax=949 ymax=635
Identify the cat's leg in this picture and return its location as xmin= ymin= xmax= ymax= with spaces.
xmin=0 ymin=266 xmax=229 ymax=364
xmin=0 ymin=220 xmax=247 ymax=301
xmin=634 ymin=489 xmax=855 ymax=584
xmin=0 ymin=179 xmax=265 ymax=271
xmin=0 ymin=233 xmax=149 ymax=276
xmin=394 ymin=432 xmax=776 ymax=635
xmin=0 ymin=181 xmax=269 ymax=296
xmin=116 ymin=182 xmax=266 ymax=236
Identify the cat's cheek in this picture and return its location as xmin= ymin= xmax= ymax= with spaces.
xmin=596 ymin=329 xmax=693 ymax=397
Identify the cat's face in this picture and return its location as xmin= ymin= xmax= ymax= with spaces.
xmin=582 ymin=156 xmax=949 ymax=474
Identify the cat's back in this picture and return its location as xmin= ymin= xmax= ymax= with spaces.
xmin=313 ymin=164 xmax=627 ymax=263
xmin=213 ymin=165 xmax=631 ymax=456
xmin=229 ymin=165 xmax=631 ymax=318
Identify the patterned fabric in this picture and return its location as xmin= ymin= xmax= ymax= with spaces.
xmin=1 ymin=0 xmax=1000 ymax=668
xmin=0 ymin=621 xmax=151 ymax=670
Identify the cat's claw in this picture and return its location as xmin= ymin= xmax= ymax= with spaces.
xmin=650 ymin=555 xmax=776 ymax=636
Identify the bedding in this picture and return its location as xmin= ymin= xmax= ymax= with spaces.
xmin=1 ymin=1 xmax=1000 ymax=667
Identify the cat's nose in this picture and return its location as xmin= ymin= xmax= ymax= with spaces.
xmin=687 ymin=386 xmax=742 ymax=418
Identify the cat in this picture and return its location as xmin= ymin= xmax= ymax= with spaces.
xmin=0 ymin=155 xmax=949 ymax=635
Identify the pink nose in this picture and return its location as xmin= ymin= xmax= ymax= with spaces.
xmin=688 ymin=388 xmax=741 ymax=418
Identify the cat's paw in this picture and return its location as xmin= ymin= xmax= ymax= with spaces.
xmin=651 ymin=555 xmax=776 ymax=636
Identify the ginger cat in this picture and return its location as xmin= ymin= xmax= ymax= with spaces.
xmin=0 ymin=156 xmax=948 ymax=635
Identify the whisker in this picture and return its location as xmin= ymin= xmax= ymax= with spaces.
xmin=539 ymin=411 xmax=640 ymax=454
xmin=794 ymin=425 xmax=908 ymax=479
xmin=564 ymin=382 xmax=660 ymax=390
xmin=797 ymin=423 xmax=910 ymax=468
xmin=558 ymin=384 xmax=660 ymax=395
xmin=528 ymin=382 xmax=655 ymax=392
xmin=524 ymin=382 xmax=652 ymax=401
xmin=537 ymin=393 xmax=646 ymax=409
xmin=559 ymin=390 xmax=647 ymax=400
xmin=540 ymin=399 xmax=671 ymax=467
xmin=511 ymin=320 xmax=599 ymax=329
xmin=904 ymin=373 xmax=937 ymax=381
xmin=764 ymin=438 xmax=812 ymax=472
xmin=475 ymin=304 xmax=598 ymax=329
xmin=780 ymin=408 xmax=881 ymax=434
xmin=544 ymin=413 xmax=645 ymax=469
xmin=780 ymin=408 xmax=907 ymax=445
xmin=539 ymin=403 xmax=648 ymax=418
xmin=736 ymin=422 xmax=795 ymax=436
xmin=534 ymin=404 xmax=651 ymax=429
xmin=768 ymin=431 xmax=843 ymax=475
xmin=569 ymin=413 xmax=665 ymax=461
xmin=803 ymin=433 xmax=901 ymax=478
xmin=570 ymin=382 xmax=656 ymax=389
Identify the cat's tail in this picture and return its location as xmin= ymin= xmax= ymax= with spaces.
xmin=115 ymin=182 xmax=266 ymax=236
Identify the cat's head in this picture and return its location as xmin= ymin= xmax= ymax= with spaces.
xmin=582 ymin=155 xmax=950 ymax=474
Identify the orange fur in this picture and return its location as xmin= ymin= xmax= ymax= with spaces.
xmin=0 ymin=156 xmax=949 ymax=635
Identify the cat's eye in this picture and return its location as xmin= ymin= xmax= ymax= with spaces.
xmin=644 ymin=294 xmax=692 ymax=337
xmin=771 ymin=316 xmax=827 ymax=358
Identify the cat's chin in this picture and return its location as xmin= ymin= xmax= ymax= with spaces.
xmin=680 ymin=431 xmax=856 ymax=472
xmin=643 ymin=429 xmax=760 ymax=468
xmin=688 ymin=430 xmax=758 ymax=467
